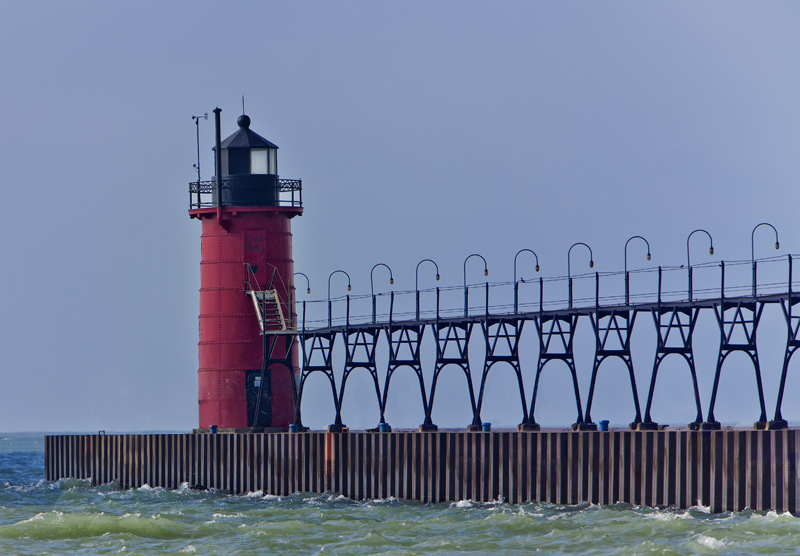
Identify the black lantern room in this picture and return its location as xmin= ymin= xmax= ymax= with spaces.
xmin=213 ymin=114 xmax=280 ymax=207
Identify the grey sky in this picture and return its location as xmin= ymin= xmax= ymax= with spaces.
xmin=1 ymin=1 xmax=798 ymax=432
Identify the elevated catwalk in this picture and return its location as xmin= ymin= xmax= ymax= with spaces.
xmin=46 ymin=429 xmax=798 ymax=515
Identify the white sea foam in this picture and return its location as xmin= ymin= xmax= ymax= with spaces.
xmin=689 ymin=502 xmax=711 ymax=514
xmin=696 ymin=534 xmax=726 ymax=549
xmin=19 ymin=511 xmax=59 ymax=524
xmin=644 ymin=509 xmax=692 ymax=521
xmin=212 ymin=512 xmax=245 ymax=519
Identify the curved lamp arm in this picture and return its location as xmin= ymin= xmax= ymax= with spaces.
xmin=686 ymin=229 xmax=714 ymax=269
xmin=370 ymin=263 xmax=394 ymax=297
xmin=415 ymin=259 xmax=440 ymax=291
xmin=624 ymin=236 xmax=651 ymax=274
xmin=463 ymin=253 xmax=489 ymax=289
xmin=567 ymin=242 xmax=594 ymax=280
xmin=293 ymin=272 xmax=311 ymax=295
xmin=327 ymin=270 xmax=352 ymax=302
xmin=514 ymin=249 xmax=540 ymax=283
xmin=751 ymin=222 xmax=779 ymax=264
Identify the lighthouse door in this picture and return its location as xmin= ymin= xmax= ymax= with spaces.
xmin=245 ymin=369 xmax=270 ymax=427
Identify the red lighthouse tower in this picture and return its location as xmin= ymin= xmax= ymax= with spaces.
xmin=189 ymin=109 xmax=302 ymax=430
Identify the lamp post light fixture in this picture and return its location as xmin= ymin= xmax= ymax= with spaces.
xmin=686 ymin=229 xmax=714 ymax=300
xmin=293 ymin=272 xmax=311 ymax=295
xmin=751 ymin=223 xmax=780 ymax=296
xmin=567 ymin=242 xmax=594 ymax=309
xmin=624 ymin=236 xmax=651 ymax=305
xmin=463 ymin=253 xmax=488 ymax=317
xmin=370 ymin=263 xmax=394 ymax=323
xmin=415 ymin=259 xmax=440 ymax=320
xmin=513 ymin=249 xmax=540 ymax=313
xmin=291 ymin=272 xmax=311 ymax=330
xmin=327 ymin=270 xmax=351 ymax=327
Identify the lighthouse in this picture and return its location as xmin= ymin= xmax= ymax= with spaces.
xmin=189 ymin=109 xmax=302 ymax=430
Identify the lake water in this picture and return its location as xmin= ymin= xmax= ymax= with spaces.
xmin=1 ymin=433 xmax=798 ymax=555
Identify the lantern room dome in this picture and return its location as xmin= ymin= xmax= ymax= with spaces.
xmin=219 ymin=114 xmax=279 ymax=151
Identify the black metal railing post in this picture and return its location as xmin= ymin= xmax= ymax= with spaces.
xmin=568 ymin=277 xmax=573 ymax=309
xmin=595 ymin=272 xmax=600 ymax=309
xmin=657 ymin=267 xmax=662 ymax=305
xmin=539 ymin=277 xmax=543 ymax=313
xmin=625 ymin=271 xmax=630 ymax=306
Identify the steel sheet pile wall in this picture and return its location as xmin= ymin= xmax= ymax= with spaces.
xmin=46 ymin=430 xmax=798 ymax=514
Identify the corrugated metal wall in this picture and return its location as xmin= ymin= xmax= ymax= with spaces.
xmin=45 ymin=430 xmax=798 ymax=514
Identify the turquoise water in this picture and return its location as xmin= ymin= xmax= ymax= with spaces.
xmin=1 ymin=434 xmax=799 ymax=555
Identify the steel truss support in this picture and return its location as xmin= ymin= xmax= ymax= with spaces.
xmin=252 ymin=332 xmax=298 ymax=428
xmin=382 ymin=324 xmax=429 ymax=429
xmin=643 ymin=306 xmax=704 ymax=429
xmin=530 ymin=314 xmax=585 ymax=429
xmin=336 ymin=326 xmax=383 ymax=431
xmin=770 ymin=293 xmax=800 ymax=429
xmin=474 ymin=318 xmax=530 ymax=430
xmin=704 ymin=298 xmax=768 ymax=429
xmin=285 ymin=258 xmax=795 ymax=433
xmin=584 ymin=309 xmax=643 ymax=430
xmin=297 ymin=332 xmax=339 ymax=429
xmin=426 ymin=322 xmax=479 ymax=430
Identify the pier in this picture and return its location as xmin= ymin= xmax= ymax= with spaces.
xmin=46 ymin=250 xmax=799 ymax=514
xmin=46 ymin=429 xmax=798 ymax=514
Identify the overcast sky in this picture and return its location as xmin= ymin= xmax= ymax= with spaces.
xmin=1 ymin=1 xmax=798 ymax=432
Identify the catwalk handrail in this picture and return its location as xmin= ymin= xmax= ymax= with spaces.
xmin=251 ymin=253 xmax=799 ymax=433
xmin=297 ymin=254 xmax=798 ymax=330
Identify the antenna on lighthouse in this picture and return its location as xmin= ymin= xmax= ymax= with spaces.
xmin=192 ymin=113 xmax=208 ymax=181
xmin=242 ymin=95 xmax=245 ymax=115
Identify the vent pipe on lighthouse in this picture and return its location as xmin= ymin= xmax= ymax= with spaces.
xmin=213 ymin=107 xmax=222 ymax=211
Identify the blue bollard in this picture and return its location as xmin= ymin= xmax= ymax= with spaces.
xmin=599 ymin=420 xmax=609 ymax=432
xmin=289 ymin=424 xmax=299 ymax=433
xmin=482 ymin=422 xmax=491 ymax=432
xmin=379 ymin=422 xmax=390 ymax=432
xmin=210 ymin=425 xmax=218 ymax=434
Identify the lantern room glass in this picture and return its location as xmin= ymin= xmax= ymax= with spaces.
xmin=251 ymin=148 xmax=277 ymax=175
xmin=251 ymin=149 xmax=268 ymax=174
